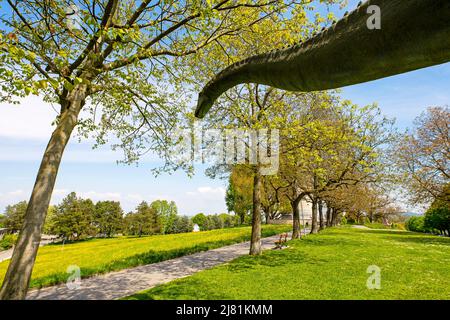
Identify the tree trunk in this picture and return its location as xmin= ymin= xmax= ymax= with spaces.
xmin=0 ymin=89 xmax=86 ymax=300
xmin=318 ymin=200 xmax=324 ymax=230
xmin=249 ymin=166 xmax=262 ymax=255
xmin=326 ymin=206 xmax=332 ymax=227
xmin=310 ymin=197 xmax=319 ymax=234
xmin=291 ymin=197 xmax=302 ymax=239
xmin=264 ymin=207 xmax=270 ymax=225
xmin=331 ymin=209 xmax=339 ymax=226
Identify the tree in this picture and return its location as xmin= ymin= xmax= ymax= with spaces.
xmin=150 ymin=200 xmax=177 ymax=234
xmin=124 ymin=201 xmax=160 ymax=236
xmin=424 ymin=187 xmax=450 ymax=236
xmin=393 ymin=106 xmax=450 ymax=205
xmin=49 ymin=192 xmax=96 ymax=241
xmin=278 ymin=100 xmax=395 ymax=236
xmin=225 ymin=166 xmax=253 ymax=224
xmin=424 ymin=207 xmax=450 ymax=236
xmin=2 ymin=201 xmax=28 ymax=234
xmin=0 ymin=0 xmax=305 ymax=299
xmin=94 ymin=201 xmax=123 ymax=237
xmin=218 ymin=213 xmax=236 ymax=228
xmin=43 ymin=205 xmax=57 ymax=235
xmin=261 ymin=176 xmax=290 ymax=224
xmin=182 ymin=1 xmax=343 ymax=254
xmin=405 ymin=216 xmax=427 ymax=233
xmin=172 ymin=216 xmax=193 ymax=234
xmin=192 ymin=213 xmax=207 ymax=230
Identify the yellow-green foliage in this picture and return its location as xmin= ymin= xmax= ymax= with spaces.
xmin=0 ymin=225 xmax=289 ymax=289
xmin=0 ymin=234 xmax=17 ymax=251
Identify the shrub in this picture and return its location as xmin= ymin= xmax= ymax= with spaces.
xmin=0 ymin=234 xmax=18 ymax=251
xmin=192 ymin=213 xmax=207 ymax=230
xmin=424 ymin=206 xmax=450 ymax=236
xmin=391 ymin=223 xmax=406 ymax=230
xmin=405 ymin=216 xmax=427 ymax=233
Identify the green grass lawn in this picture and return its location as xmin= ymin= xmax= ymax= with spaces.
xmin=126 ymin=226 xmax=450 ymax=300
xmin=0 ymin=225 xmax=290 ymax=289
xmin=362 ymin=222 xmax=405 ymax=230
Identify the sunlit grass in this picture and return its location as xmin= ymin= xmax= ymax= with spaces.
xmin=126 ymin=226 xmax=450 ymax=300
xmin=0 ymin=225 xmax=290 ymax=289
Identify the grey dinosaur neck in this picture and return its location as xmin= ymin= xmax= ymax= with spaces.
xmin=196 ymin=0 xmax=450 ymax=118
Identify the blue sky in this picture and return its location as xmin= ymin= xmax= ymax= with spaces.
xmin=1 ymin=1 xmax=449 ymax=215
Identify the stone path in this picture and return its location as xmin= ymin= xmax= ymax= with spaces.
xmin=0 ymin=238 xmax=55 ymax=263
xmin=351 ymin=225 xmax=370 ymax=230
xmin=27 ymin=231 xmax=300 ymax=300
xmin=0 ymin=248 xmax=14 ymax=263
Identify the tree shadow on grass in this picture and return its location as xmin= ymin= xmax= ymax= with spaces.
xmin=357 ymin=229 xmax=409 ymax=237
xmin=126 ymin=278 xmax=227 ymax=300
xmin=357 ymin=229 xmax=450 ymax=246
xmin=226 ymin=247 xmax=329 ymax=273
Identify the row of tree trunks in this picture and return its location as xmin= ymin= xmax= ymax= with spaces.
xmin=331 ymin=208 xmax=340 ymax=226
xmin=310 ymin=198 xmax=342 ymax=234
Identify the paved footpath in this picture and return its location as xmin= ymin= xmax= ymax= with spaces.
xmin=27 ymin=232 xmax=298 ymax=300
xmin=0 ymin=239 xmax=55 ymax=263
xmin=0 ymin=248 xmax=14 ymax=263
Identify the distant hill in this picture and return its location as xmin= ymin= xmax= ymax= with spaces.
xmin=402 ymin=212 xmax=424 ymax=217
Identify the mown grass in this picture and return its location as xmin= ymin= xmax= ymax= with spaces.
xmin=363 ymin=222 xmax=405 ymax=230
xmin=126 ymin=226 xmax=450 ymax=300
xmin=0 ymin=225 xmax=290 ymax=289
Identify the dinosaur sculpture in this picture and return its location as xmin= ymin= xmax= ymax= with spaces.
xmin=195 ymin=0 xmax=450 ymax=118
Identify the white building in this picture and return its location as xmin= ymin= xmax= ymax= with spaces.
xmin=268 ymin=199 xmax=314 ymax=227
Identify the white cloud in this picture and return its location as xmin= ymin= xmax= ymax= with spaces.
xmin=6 ymin=190 xmax=24 ymax=196
xmin=0 ymin=190 xmax=27 ymax=210
xmin=53 ymin=189 xmax=69 ymax=196
xmin=198 ymin=186 xmax=226 ymax=194
xmin=187 ymin=186 xmax=226 ymax=196
xmin=0 ymin=96 xmax=57 ymax=140
xmin=179 ymin=186 xmax=227 ymax=215
xmin=125 ymin=193 xmax=144 ymax=201
xmin=78 ymin=191 xmax=122 ymax=201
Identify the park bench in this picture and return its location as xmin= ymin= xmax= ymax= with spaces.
xmin=274 ymin=233 xmax=288 ymax=249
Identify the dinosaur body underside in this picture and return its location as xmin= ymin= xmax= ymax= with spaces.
xmin=195 ymin=0 xmax=450 ymax=118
